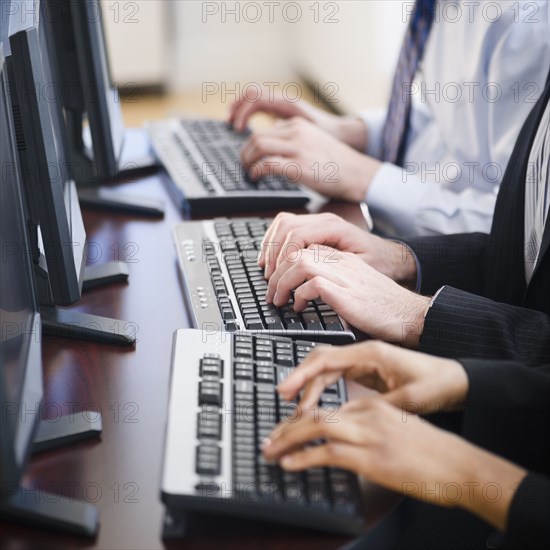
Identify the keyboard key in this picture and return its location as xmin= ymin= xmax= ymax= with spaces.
xmin=221 ymin=305 xmax=236 ymax=320
xmin=246 ymin=319 xmax=264 ymax=330
xmin=199 ymin=381 xmax=223 ymax=406
xmin=257 ymin=371 xmax=275 ymax=384
xmin=200 ymin=357 xmax=224 ymax=377
xmin=235 ymin=480 xmax=258 ymax=494
xmin=235 ymin=346 xmax=253 ymax=358
xmin=322 ymin=316 xmax=343 ymax=331
xmin=235 ymin=369 xmax=253 ymax=380
xmin=198 ymin=422 xmax=222 ymax=440
xmin=282 ymin=472 xmax=307 ymax=505
xmin=264 ymin=317 xmax=285 ymax=330
xmin=197 ymin=409 xmax=222 ymax=440
xmin=259 ymin=483 xmax=284 ymax=503
xmin=276 ymin=354 xmax=294 ymax=366
xmin=234 ymin=436 xmax=256 ymax=451
xmin=196 ymin=444 xmax=221 ymax=475
xmin=235 ymin=380 xmax=254 ymax=395
xmin=302 ymin=312 xmax=324 ymax=331
xmin=275 ymin=341 xmax=293 ymax=352
xmin=256 ymin=350 xmax=274 ymax=361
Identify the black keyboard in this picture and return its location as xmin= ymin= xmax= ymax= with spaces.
xmin=161 ymin=330 xmax=364 ymax=535
xmin=173 ymin=218 xmax=356 ymax=344
xmin=147 ymin=118 xmax=310 ymax=215
xmin=182 ymin=119 xmax=297 ymax=193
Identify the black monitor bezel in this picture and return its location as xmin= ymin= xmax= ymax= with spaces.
xmin=46 ymin=0 xmax=125 ymax=180
xmin=9 ymin=5 xmax=88 ymax=306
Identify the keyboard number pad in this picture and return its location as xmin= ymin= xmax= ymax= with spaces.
xmin=196 ymin=353 xmax=224 ymax=478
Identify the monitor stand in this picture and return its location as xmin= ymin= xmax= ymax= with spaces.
xmin=0 ymin=414 xmax=102 ymax=537
xmin=34 ymin=260 xmax=136 ymax=347
xmin=67 ymin=112 xmax=165 ymax=218
xmin=117 ymin=127 xmax=160 ymax=178
xmin=41 ymin=306 xmax=136 ymax=346
xmin=82 ymin=261 xmax=129 ymax=291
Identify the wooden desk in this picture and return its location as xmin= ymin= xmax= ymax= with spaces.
xmin=1 ymin=172 xmax=398 ymax=550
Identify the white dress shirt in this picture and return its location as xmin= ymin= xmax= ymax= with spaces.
xmin=524 ymin=100 xmax=550 ymax=283
xmin=360 ymin=0 xmax=550 ymax=237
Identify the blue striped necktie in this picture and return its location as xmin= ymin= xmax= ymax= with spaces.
xmin=380 ymin=0 xmax=437 ymax=166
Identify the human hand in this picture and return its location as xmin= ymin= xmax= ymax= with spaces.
xmin=266 ymin=246 xmax=430 ymax=347
xmin=229 ymin=87 xmax=367 ymax=150
xmin=262 ymin=397 xmax=469 ymax=507
xmin=263 ymin=396 xmax=526 ymax=532
xmin=278 ymin=340 xmax=469 ymax=413
xmin=240 ymin=118 xmax=380 ymax=202
xmin=259 ymin=212 xmax=418 ymax=287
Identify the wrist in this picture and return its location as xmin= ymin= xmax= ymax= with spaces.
xmin=389 ymin=241 xmax=419 ymax=288
xmin=343 ymin=154 xmax=381 ymax=203
xmin=440 ymin=361 xmax=469 ymax=410
xmin=454 ymin=443 xmax=527 ymax=532
xmin=400 ymin=292 xmax=430 ymax=349
xmin=337 ymin=116 xmax=369 ymax=151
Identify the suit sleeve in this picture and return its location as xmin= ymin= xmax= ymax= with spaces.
xmin=503 ymin=473 xmax=550 ymax=550
xmin=420 ymin=287 xmax=550 ymax=366
xmin=458 ymin=360 xmax=550 ymax=549
xmin=402 ymin=233 xmax=489 ymax=296
xmin=459 ymin=360 xmax=550 ymax=465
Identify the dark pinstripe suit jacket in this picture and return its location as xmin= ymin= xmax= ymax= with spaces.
xmin=403 ymin=73 xmax=550 ymax=366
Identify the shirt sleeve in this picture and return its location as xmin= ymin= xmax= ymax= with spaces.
xmin=356 ymin=107 xmax=386 ymax=158
xmin=366 ymin=163 xmax=499 ymax=237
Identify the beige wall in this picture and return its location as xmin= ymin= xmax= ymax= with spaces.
xmin=286 ymin=1 xmax=406 ymax=112
xmin=103 ymin=1 xmax=407 ymax=114
xmin=101 ymin=0 xmax=168 ymax=86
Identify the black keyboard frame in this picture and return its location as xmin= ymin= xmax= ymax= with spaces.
xmin=148 ymin=118 xmax=310 ymax=215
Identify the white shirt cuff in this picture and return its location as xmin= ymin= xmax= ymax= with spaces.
xmin=357 ymin=108 xmax=387 ymax=158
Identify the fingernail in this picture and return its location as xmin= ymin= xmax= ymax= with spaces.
xmin=261 ymin=437 xmax=272 ymax=450
xmin=273 ymin=292 xmax=280 ymax=306
xmin=265 ymin=291 xmax=272 ymax=303
xmin=281 ymin=455 xmax=294 ymax=468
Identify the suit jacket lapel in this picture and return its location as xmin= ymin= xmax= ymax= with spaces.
xmin=487 ymin=78 xmax=549 ymax=303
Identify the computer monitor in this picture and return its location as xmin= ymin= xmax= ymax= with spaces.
xmin=0 ymin=44 xmax=42 ymax=502
xmin=7 ymin=0 xmax=135 ymax=345
xmin=8 ymin=0 xmax=85 ymax=306
xmin=44 ymin=0 xmax=158 ymax=183
xmin=0 ymin=48 xmax=101 ymax=536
